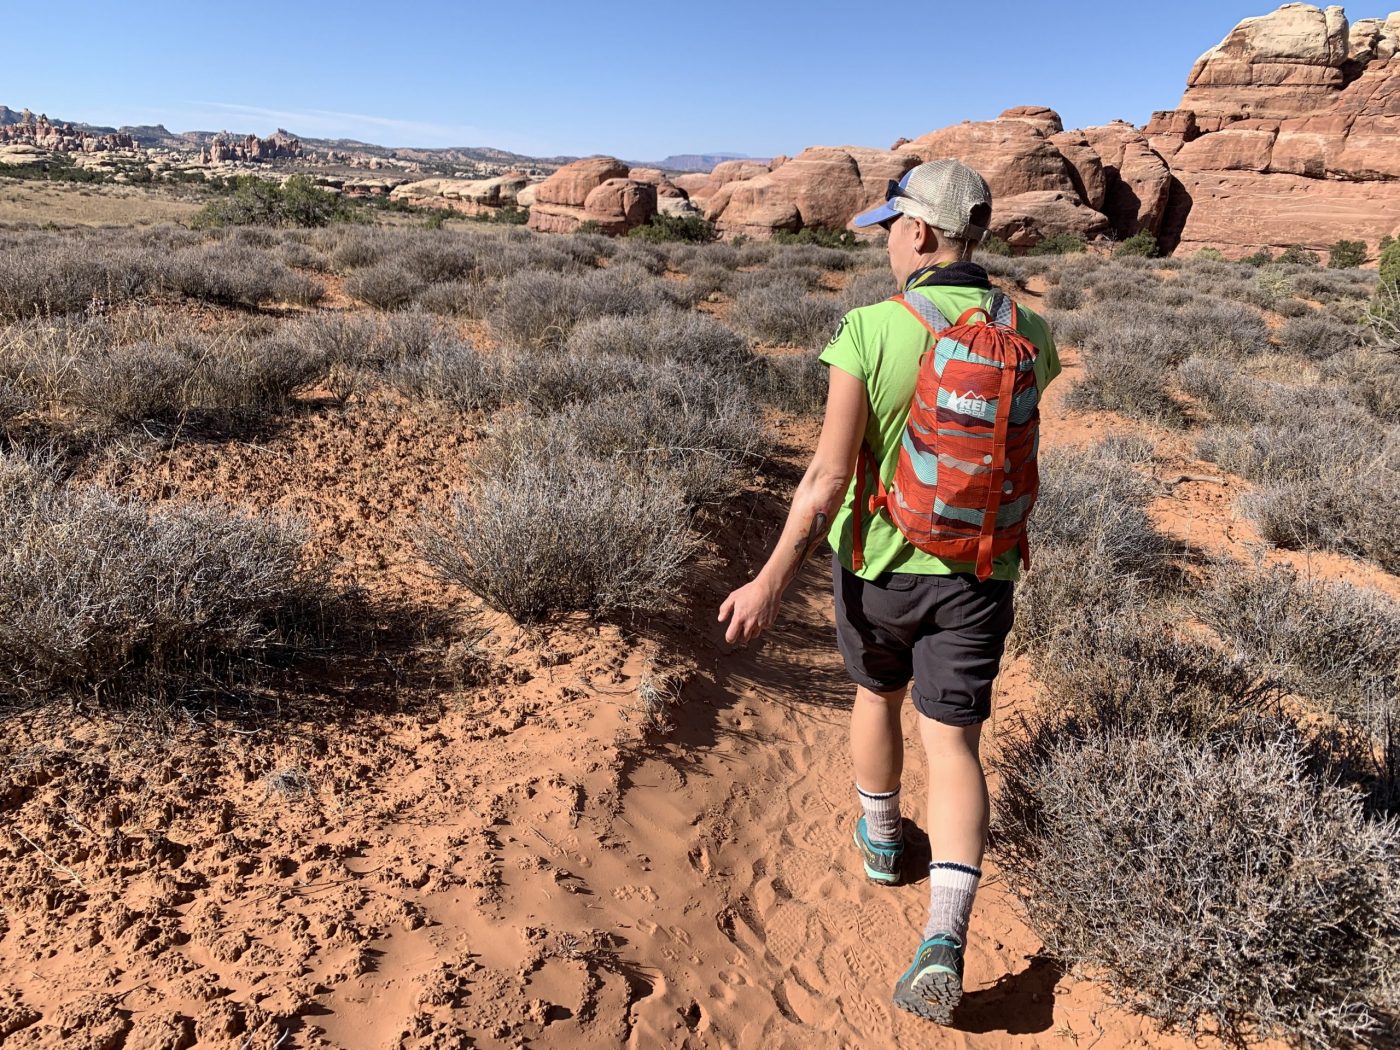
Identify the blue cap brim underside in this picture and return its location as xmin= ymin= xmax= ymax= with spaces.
xmin=852 ymin=200 xmax=899 ymax=228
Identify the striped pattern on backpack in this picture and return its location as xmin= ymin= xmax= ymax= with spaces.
xmin=853 ymin=290 xmax=1041 ymax=581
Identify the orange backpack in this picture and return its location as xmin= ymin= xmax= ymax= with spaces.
xmin=853 ymin=290 xmax=1041 ymax=580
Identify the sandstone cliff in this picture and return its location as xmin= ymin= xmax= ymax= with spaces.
xmin=588 ymin=3 xmax=1400 ymax=257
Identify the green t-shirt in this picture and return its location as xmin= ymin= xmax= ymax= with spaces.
xmin=819 ymin=279 xmax=1060 ymax=582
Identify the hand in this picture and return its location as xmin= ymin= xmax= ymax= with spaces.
xmin=717 ymin=577 xmax=782 ymax=646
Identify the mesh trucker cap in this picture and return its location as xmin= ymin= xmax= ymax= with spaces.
xmin=853 ymin=159 xmax=993 ymax=241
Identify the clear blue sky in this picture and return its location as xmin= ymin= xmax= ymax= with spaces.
xmin=1 ymin=2 xmax=1376 ymax=160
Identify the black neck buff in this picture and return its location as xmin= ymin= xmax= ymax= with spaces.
xmin=903 ymin=261 xmax=993 ymax=293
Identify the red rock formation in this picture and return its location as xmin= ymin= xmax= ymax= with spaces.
xmin=200 ymin=129 xmax=303 ymax=164
xmin=1080 ymin=122 xmax=1175 ymax=237
xmin=527 ymin=157 xmax=656 ymax=234
xmin=702 ymin=146 xmax=916 ymax=239
xmin=0 ymin=114 xmax=135 ymax=154
xmin=1168 ymin=4 xmax=1400 ymax=256
xmin=517 ymin=6 xmax=1400 ymax=256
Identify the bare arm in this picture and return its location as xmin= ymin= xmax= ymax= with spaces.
xmin=718 ymin=366 xmax=869 ymax=644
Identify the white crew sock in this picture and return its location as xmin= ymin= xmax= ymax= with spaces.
xmin=924 ymin=861 xmax=981 ymax=943
xmin=856 ymin=783 xmax=902 ymax=845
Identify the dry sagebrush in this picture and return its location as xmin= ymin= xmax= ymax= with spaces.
xmin=995 ymin=723 xmax=1400 ymax=1049
xmin=0 ymin=452 xmax=324 ymax=711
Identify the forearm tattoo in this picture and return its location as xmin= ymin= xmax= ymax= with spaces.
xmin=794 ymin=512 xmax=830 ymax=562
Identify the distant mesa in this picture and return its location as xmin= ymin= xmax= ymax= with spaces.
xmin=642 ymin=152 xmax=770 ymax=173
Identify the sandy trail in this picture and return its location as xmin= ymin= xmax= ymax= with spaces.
xmin=2 ymin=280 xmax=1329 ymax=1048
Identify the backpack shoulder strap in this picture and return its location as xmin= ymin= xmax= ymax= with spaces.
xmin=890 ymin=290 xmax=950 ymax=338
xmin=988 ymin=291 xmax=1018 ymax=330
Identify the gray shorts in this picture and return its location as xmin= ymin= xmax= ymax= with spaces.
xmin=831 ymin=553 xmax=1015 ymax=726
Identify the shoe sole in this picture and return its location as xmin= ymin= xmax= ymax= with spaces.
xmin=852 ymin=826 xmax=900 ymax=885
xmin=893 ymin=965 xmax=961 ymax=1024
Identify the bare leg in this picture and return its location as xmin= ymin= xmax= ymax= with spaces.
xmin=918 ymin=718 xmax=988 ymax=868
xmin=850 ymin=684 xmax=906 ymax=794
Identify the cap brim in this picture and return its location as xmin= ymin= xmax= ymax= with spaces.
xmin=852 ymin=200 xmax=898 ymax=228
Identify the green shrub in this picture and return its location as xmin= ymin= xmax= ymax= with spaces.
xmin=1241 ymin=247 xmax=1274 ymax=267
xmin=628 ymin=213 xmax=716 ymax=244
xmin=191 ymin=175 xmax=351 ymax=229
xmin=1277 ymin=244 xmax=1321 ymax=268
xmin=1113 ymin=231 xmax=1158 ymax=258
xmin=1327 ymin=240 xmax=1368 ymax=270
xmin=979 ymin=233 xmax=1013 ymax=256
xmin=1195 ymin=247 xmax=1224 ymax=261
xmin=772 ymin=227 xmax=859 ymax=250
xmin=1027 ymin=233 xmax=1087 ymax=256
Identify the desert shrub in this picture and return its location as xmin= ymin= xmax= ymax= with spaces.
xmin=488 ymin=266 xmax=676 ymax=349
xmin=1175 ymin=357 xmax=1350 ymax=426
xmin=1380 ymin=237 xmax=1400 ymax=286
xmin=1197 ymin=414 xmax=1387 ymax=484
xmin=995 ymin=721 xmax=1400 ymax=1049
xmin=1274 ymin=297 xmax=1313 ymax=318
xmin=324 ymin=227 xmax=389 ymax=270
xmin=1027 ymin=233 xmax=1086 ymax=256
xmin=1013 ymin=441 xmax=1167 ymax=651
xmin=683 ymin=263 xmax=731 ymax=301
xmin=1197 ymin=561 xmax=1399 ymax=803
xmin=70 ymin=334 xmax=320 ymax=428
xmin=1113 ymin=231 xmax=1158 ymax=258
xmin=754 ymin=351 xmax=828 ymax=415
xmin=0 ymin=238 xmax=166 ymax=319
xmin=418 ymin=432 xmax=698 ymax=621
xmin=628 ymin=213 xmax=716 ymax=244
xmin=167 ymin=243 xmax=324 ymax=308
xmin=682 ymin=242 xmax=738 ymax=271
xmin=729 ymin=280 xmax=843 ymax=347
xmin=0 ymin=454 xmax=324 ymax=709
xmin=729 ymin=266 xmax=826 ymax=294
xmin=973 ymin=253 xmax=1028 ymax=283
xmin=1199 ymin=418 xmax=1399 ymax=569
xmin=1277 ymin=244 xmax=1321 ymax=268
xmin=388 ymin=342 xmax=507 ymax=414
xmin=979 ymin=234 xmax=1013 ymax=256
xmin=1292 ymin=268 xmax=1377 ymax=303
xmin=1327 ymin=240 xmax=1367 ymax=269
xmin=610 ymin=240 xmax=669 ymax=277
xmin=560 ymin=388 xmax=766 ymax=508
xmin=400 ymin=238 xmax=481 ymax=284
xmin=839 ymin=268 xmax=896 ymax=312
xmin=1044 ymin=282 xmax=1083 ymax=310
xmin=191 ymin=175 xmax=351 ymax=229
xmin=771 ymin=227 xmax=859 ymax=250
xmin=769 ymin=244 xmax=858 ymax=272
xmin=1322 ymin=347 xmax=1400 ymax=422
xmin=1065 ymin=344 xmax=1184 ymax=424
xmin=1196 ymin=247 xmax=1225 ymax=261
xmin=1241 ymin=247 xmax=1274 ymax=267
xmin=569 ymin=309 xmax=754 ymax=377
xmin=498 ymin=351 xmax=650 ymax=412
xmin=415 ymin=279 xmax=493 ymax=317
xmin=1241 ymin=481 xmax=1400 ymax=573
xmin=1276 ymin=314 xmax=1358 ymax=359
xmin=1368 ymin=273 xmax=1400 ymax=352
xmin=344 ymin=262 xmax=427 ymax=310
xmin=1085 ymin=269 xmax=1165 ymax=305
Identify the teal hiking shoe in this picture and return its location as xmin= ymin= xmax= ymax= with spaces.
xmin=892 ymin=933 xmax=964 ymax=1023
xmin=852 ymin=816 xmax=902 ymax=885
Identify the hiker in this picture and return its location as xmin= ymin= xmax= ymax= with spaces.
xmin=717 ymin=160 xmax=1059 ymax=1023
